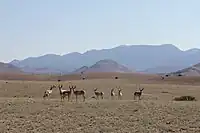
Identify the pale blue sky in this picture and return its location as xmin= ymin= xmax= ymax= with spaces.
xmin=0 ymin=0 xmax=200 ymax=62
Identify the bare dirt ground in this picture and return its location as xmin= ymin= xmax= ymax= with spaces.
xmin=0 ymin=74 xmax=200 ymax=133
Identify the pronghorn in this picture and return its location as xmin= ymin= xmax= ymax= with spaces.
xmin=133 ymin=84 xmax=144 ymax=100
xmin=43 ymin=85 xmax=56 ymax=99
xmin=58 ymin=84 xmax=72 ymax=102
xmin=70 ymin=85 xmax=86 ymax=102
xmin=93 ymin=88 xmax=104 ymax=100
xmin=117 ymin=87 xmax=122 ymax=100
xmin=110 ymin=88 xmax=115 ymax=100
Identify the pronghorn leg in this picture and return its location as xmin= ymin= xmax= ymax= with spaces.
xmin=83 ymin=95 xmax=85 ymax=102
xmin=70 ymin=95 xmax=73 ymax=102
xmin=61 ymin=95 xmax=63 ymax=102
xmin=67 ymin=95 xmax=70 ymax=102
xmin=120 ymin=96 xmax=122 ymax=100
xmin=48 ymin=94 xmax=51 ymax=100
xmin=76 ymin=95 xmax=78 ymax=102
xmin=43 ymin=94 xmax=46 ymax=100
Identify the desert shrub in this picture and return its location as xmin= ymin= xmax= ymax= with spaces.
xmin=161 ymin=91 xmax=169 ymax=93
xmin=115 ymin=76 xmax=118 ymax=79
xmin=173 ymin=96 xmax=197 ymax=101
xmin=177 ymin=73 xmax=183 ymax=76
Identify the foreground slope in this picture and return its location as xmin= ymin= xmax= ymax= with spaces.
xmin=0 ymin=79 xmax=200 ymax=132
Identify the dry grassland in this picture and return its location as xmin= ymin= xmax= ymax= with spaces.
xmin=0 ymin=75 xmax=200 ymax=133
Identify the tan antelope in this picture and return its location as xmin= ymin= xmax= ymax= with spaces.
xmin=94 ymin=88 xmax=104 ymax=100
xmin=43 ymin=85 xmax=56 ymax=99
xmin=70 ymin=85 xmax=86 ymax=102
xmin=110 ymin=88 xmax=115 ymax=100
xmin=58 ymin=84 xmax=72 ymax=102
xmin=117 ymin=87 xmax=123 ymax=100
xmin=133 ymin=84 xmax=144 ymax=100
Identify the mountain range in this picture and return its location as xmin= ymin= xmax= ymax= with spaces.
xmin=8 ymin=44 xmax=200 ymax=74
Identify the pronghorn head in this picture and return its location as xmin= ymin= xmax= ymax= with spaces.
xmin=116 ymin=86 xmax=121 ymax=91
xmin=58 ymin=84 xmax=63 ymax=89
xmin=50 ymin=85 xmax=56 ymax=90
xmin=69 ymin=85 xmax=76 ymax=91
xmin=139 ymin=88 xmax=144 ymax=92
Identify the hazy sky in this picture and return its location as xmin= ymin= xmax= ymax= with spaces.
xmin=1 ymin=0 xmax=200 ymax=62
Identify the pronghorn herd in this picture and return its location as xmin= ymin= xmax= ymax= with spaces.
xmin=43 ymin=83 xmax=144 ymax=102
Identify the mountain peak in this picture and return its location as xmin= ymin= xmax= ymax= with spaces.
xmin=95 ymin=59 xmax=118 ymax=64
xmin=88 ymin=59 xmax=132 ymax=73
xmin=159 ymin=44 xmax=180 ymax=50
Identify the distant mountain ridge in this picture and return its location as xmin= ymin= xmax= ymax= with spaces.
xmin=9 ymin=44 xmax=200 ymax=74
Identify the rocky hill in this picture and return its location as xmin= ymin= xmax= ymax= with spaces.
xmin=72 ymin=66 xmax=89 ymax=74
xmin=170 ymin=63 xmax=200 ymax=76
xmin=0 ymin=62 xmax=22 ymax=73
xmin=73 ymin=59 xmax=133 ymax=73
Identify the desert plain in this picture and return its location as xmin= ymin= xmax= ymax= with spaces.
xmin=0 ymin=73 xmax=200 ymax=133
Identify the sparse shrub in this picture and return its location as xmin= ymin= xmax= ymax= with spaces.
xmin=115 ymin=76 xmax=118 ymax=79
xmin=173 ymin=96 xmax=197 ymax=101
xmin=161 ymin=91 xmax=169 ymax=93
xmin=177 ymin=73 xmax=183 ymax=77
xmin=24 ymin=95 xmax=29 ymax=97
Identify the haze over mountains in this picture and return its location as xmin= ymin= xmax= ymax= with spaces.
xmin=8 ymin=44 xmax=200 ymax=74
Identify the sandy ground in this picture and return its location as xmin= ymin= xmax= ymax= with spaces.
xmin=0 ymin=78 xmax=200 ymax=133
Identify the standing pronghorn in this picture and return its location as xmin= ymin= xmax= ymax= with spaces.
xmin=43 ymin=85 xmax=56 ymax=99
xmin=117 ymin=87 xmax=123 ymax=100
xmin=70 ymin=85 xmax=86 ymax=102
xmin=133 ymin=84 xmax=144 ymax=100
xmin=58 ymin=84 xmax=72 ymax=102
xmin=110 ymin=88 xmax=115 ymax=100
xmin=94 ymin=88 xmax=104 ymax=100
